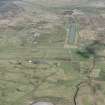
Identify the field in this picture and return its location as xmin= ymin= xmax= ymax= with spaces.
xmin=0 ymin=0 xmax=105 ymax=105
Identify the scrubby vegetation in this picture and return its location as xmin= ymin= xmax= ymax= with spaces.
xmin=0 ymin=0 xmax=105 ymax=105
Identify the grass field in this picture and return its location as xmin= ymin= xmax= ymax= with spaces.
xmin=0 ymin=1 xmax=105 ymax=105
xmin=0 ymin=24 xmax=81 ymax=105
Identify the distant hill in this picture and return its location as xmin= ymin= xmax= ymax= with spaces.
xmin=0 ymin=0 xmax=105 ymax=19
xmin=0 ymin=0 xmax=24 ymax=19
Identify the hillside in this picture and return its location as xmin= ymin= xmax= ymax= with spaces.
xmin=0 ymin=1 xmax=105 ymax=105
